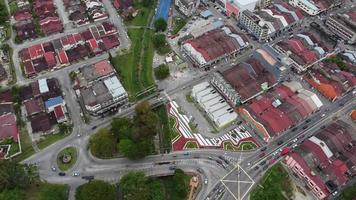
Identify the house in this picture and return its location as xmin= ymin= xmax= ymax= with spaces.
xmin=39 ymin=17 xmax=63 ymax=35
xmin=14 ymin=9 xmax=32 ymax=21
xmin=175 ymin=0 xmax=199 ymax=17
xmin=53 ymin=105 xmax=66 ymax=123
xmin=24 ymin=98 xmax=45 ymax=116
xmin=0 ymin=90 xmax=12 ymax=104
xmin=15 ymin=21 xmax=37 ymax=40
xmin=0 ymin=113 xmax=19 ymax=142
xmin=45 ymin=96 xmax=65 ymax=112
xmin=30 ymin=112 xmax=56 ymax=134
xmin=100 ymin=34 xmax=120 ymax=50
xmin=0 ymin=104 xmax=14 ymax=116
xmin=44 ymin=52 xmax=57 ymax=68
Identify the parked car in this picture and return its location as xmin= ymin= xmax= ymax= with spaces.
xmin=259 ymin=153 xmax=266 ymax=158
xmin=277 ymin=140 xmax=283 ymax=145
xmin=259 ymin=160 xmax=266 ymax=166
xmin=82 ymin=176 xmax=94 ymax=180
xmin=91 ymin=126 xmax=97 ymax=130
xmin=260 ymin=147 xmax=267 ymax=151
xmin=204 ymin=178 xmax=208 ymax=185
xmin=72 ymin=172 xmax=80 ymax=177
xmin=51 ymin=166 xmax=56 ymax=171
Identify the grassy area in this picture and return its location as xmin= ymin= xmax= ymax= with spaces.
xmin=37 ymin=132 xmax=70 ymax=150
xmin=340 ymin=185 xmax=356 ymax=200
xmin=13 ymin=129 xmax=35 ymax=162
xmin=171 ymin=17 xmax=187 ymax=35
xmin=223 ymin=141 xmax=239 ymax=151
xmin=185 ymin=94 xmax=194 ymax=103
xmin=185 ymin=141 xmax=198 ymax=149
xmin=250 ymin=163 xmax=294 ymax=200
xmin=112 ymin=1 xmax=155 ymax=99
xmin=57 ymin=146 xmax=77 ymax=171
xmin=238 ymin=141 xmax=257 ymax=151
xmin=169 ymin=117 xmax=180 ymax=140
xmin=155 ymin=105 xmax=172 ymax=153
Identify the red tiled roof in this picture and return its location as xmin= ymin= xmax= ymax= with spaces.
xmin=28 ymin=44 xmax=44 ymax=59
xmin=24 ymin=98 xmax=44 ymax=116
xmin=40 ymin=17 xmax=63 ymax=35
xmin=54 ymin=105 xmax=65 ymax=121
xmin=58 ymin=50 xmax=69 ymax=64
xmin=73 ymin=33 xmax=82 ymax=42
xmin=88 ymin=38 xmax=99 ymax=51
xmin=289 ymin=153 xmax=329 ymax=195
xmin=0 ymin=90 xmax=12 ymax=104
xmin=351 ymin=110 xmax=356 ymax=121
xmin=94 ymin=60 xmax=113 ymax=76
xmin=44 ymin=51 xmax=56 ymax=67
xmin=0 ymin=113 xmax=19 ymax=142
xmin=101 ymin=35 xmax=120 ymax=50
xmin=14 ymin=9 xmax=32 ymax=21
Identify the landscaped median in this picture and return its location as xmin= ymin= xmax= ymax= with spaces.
xmin=57 ymin=146 xmax=77 ymax=171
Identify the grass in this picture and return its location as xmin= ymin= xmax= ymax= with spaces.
xmin=155 ymin=105 xmax=172 ymax=153
xmin=7 ymin=47 xmax=17 ymax=85
xmin=37 ymin=132 xmax=70 ymax=150
xmin=250 ymin=163 xmax=294 ymax=200
xmin=238 ymin=141 xmax=257 ymax=151
xmin=171 ymin=17 xmax=187 ymax=35
xmin=223 ymin=141 xmax=239 ymax=151
xmin=56 ymin=146 xmax=77 ymax=171
xmin=185 ymin=94 xmax=194 ymax=103
xmin=25 ymin=182 xmax=68 ymax=200
xmin=112 ymin=1 xmax=156 ymax=99
xmin=185 ymin=141 xmax=198 ymax=149
xmin=13 ymin=129 xmax=35 ymax=162
xmin=188 ymin=121 xmax=198 ymax=133
xmin=169 ymin=117 xmax=180 ymax=140
xmin=340 ymin=185 xmax=356 ymax=200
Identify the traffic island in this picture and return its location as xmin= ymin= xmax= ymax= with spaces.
xmin=57 ymin=147 xmax=77 ymax=171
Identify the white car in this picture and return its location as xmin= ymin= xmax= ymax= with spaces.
xmin=51 ymin=166 xmax=56 ymax=171
xmin=321 ymin=113 xmax=326 ymax=118
xmin=204 ymin=178 xmax=208 ymax=185
xmin=72 ymin=172 xmax=80 ymax=177
xmin=292 ymin=138 xmax=298 ymax=143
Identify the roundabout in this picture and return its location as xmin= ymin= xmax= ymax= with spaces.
xmin=56 ymin=146 xmax=77 ymax=171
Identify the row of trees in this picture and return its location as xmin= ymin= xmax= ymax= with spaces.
xmin=89 ymin=101 xmax=160 ymax=159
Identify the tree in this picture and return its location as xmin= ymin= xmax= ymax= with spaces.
xmin=141 ymin=0 xmax=152 ymax=7
xmin=89 ymin=128 xmax=117 ymax=158
xmin=152 ymin=34 xmax=166 ymax=49
xmin=76 ymin=180 xmax=116 ymax=200
xmin=111 ymin=117 xmax=132 ymax=140
xmin=37 ymin=184 xmax=68 ymax=200
xmin=154 ymin=64 xmax=170 ymax=80
xmin=154 ymin=18 xmax=167 ymax=32
xmin=118 ymin=139 xmax=140 ymax=159
xmin=172 ymin=169 xmax=189 ymax=198
xmin=0 ymin=189 xmax=25 ymax=200
xmin=148 ymin=180 xmax=165 ymax=200
xmin=0 ymin=160 xmax=38 ymax=191
xmin=58 ymin=123 xmax=71 ymax=134
xmin=119 ymin=172 xmax=150 ymax=200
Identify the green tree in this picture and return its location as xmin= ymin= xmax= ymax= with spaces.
xmin=152 ymin=34 xmax=166 ymax=48
xmin=111 ymin=117 xmax=132 ymax=140
xmin=37 ymin=184 xmax=68 ymax=200
xmin=154 ymin=18 xmax=167 ymax=32
xmin=148 ymin=180 xmax=165 ymax=200
xmin=0 ymin=160 xmax=39 ymax=191
xmin=58 ymin=123 xmax=71 ymax=134
xmin=172 ymin=169 xmax=189 ymax=198
xmin=76 ymin=180 xmax=116 ymax=200
xmin=141 ymin=0 xmax=152 ymax=7
xmin=89 ymin=128 xmax=117 ymax=158
xmin=0 ymin=189 xmax=25 ymax=200
xmin=118 ymin=139 xmax=139 ymax=159
xmin=154 ymin=64 xmax=170 ymax=80
xmin=120 ymin=172 xmax=150 ymax=200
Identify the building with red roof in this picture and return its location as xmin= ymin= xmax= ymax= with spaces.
xmin=0 ymin=113 xmax=19 ymax=142
xmin=14 ymin=9 xmax=32 ymax=21
xmin=39 ymin=16 xmax=63 ymax=35
xmin=53 ymin=105 xmax=66 ymax=123
xmin=24 ymin=61 xmax=36 ymax=77
xmin=15 ymin=21 xmax=37 ymax=40
xmin=88 ymin=38 xmax=101 ymax=54
xmin=0 ymin=90 xmax=12 ymax=104
xmin=44 ymin=52 xmax=56 ymax=68
xmin=100 ymin=35 xmax=120 ymax=50
xmin=24 ymin=98 xmax=45 ymax=116
xmin=58 ymin=50 xmax=69 ymax=65
xmin=28 ymin=44 xmax=45 ymax=60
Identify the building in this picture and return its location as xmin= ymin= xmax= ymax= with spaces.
xmin=211 ymin=46 xmax=286 ymax=105
xmin=289 ymin=0 xmax=335 ymax=16
xmin=239 ymin=81 xmax=322 ymax=142
xmin=75 ymin=60 xmax=128 ymax=115
xmin=191 ymin=82 xmax=237 ymax=128
xmin=182 ymin=26 xmax=249 ymax=69
xmin=325 ymin=11 xmax=356 ymax=44
xmin=285 ymin=121 xmax=356 ymax=199
xmin=39 ymin=17 xmax=64 ymax=35
xmin=0 ymin=113 xmax=19 ymax=142
xmin=239 ymin=2 xmax=304 ymax=42
xmin=175 ymin=0 xmax=199 ymax=17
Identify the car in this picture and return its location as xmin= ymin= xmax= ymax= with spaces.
xmin=292 ymin=138 xmax=298 ymax=143
xmin=254 ymin=166 xmax=259 ymax=171
xmin=260 ymin=147 xmax=267 ymax=151
xmin=302 ymin=125 xmax=308 ymax=130
xmin=292 ymin=144 xmax=298 ymax=148
xmin=321 ymin=113 xmax=326 ymax=118
xmin=91 ymin=126 xmax=97 ymax=130
xmin=82 ymin=175 xmax=94 ymax=180
xmin=259 ymin=153 xmax=266 ymax=158
xmin=259 ymin=160 xmax=266 ymax=166
xmin=58 ymin=172 xmax=66 ymax=176
xmin=169 ymin=165 xmax=177 ymax=170
xmin=305 ymin=119 xmax=311 ymax=123
xmin=321 ymin=125 xmax=326 ymax=129
xmin=208 ymin=156 xmax=213 ymax=160
xmin=216 ymin=159 xmax=223 ymax=165
xmin=277 ymin=140 xmax=283 ymax=145
xmin=77 ymin=133 xmax=81 ymax=137
xmin=197 ymin=168 xmax=203 ymax=173
xmin=291 ymin=127 xmax=298 ymax=132
xmin=263 ymin=165 xmax=269 ymax=170
xmin=172 ymin=155 xmax=177 ymax=157
xmin=51 ymin=166 xmax=56 ymax=171
xmin=204 ymin=178 xmax=208 ymax=185
xmin=72 ymin=172 xmax=80 ymax=177
xmin=183 ymin=152 xmax=190 ymax=156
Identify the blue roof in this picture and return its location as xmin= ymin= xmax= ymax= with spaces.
xmin=45 ymin=96 xmax=63 ymax=109
xmin=154 ymin=0 xmax=172 ymax=21
xmin=212 ymin=20 xmax=224 ymax=28
xmin=200 ymin=10 xmax=213 ymax=18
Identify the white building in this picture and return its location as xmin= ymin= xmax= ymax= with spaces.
xmin=289 ymin=0 xmax=333 ymax=16
xmin=191 ymin=82 xmax=237 ymax=128
xmin=175 ymin=0 xmax=199 ymax=17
